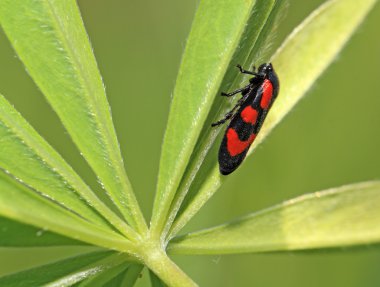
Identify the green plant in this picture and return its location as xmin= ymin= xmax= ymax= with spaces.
xmin=0 ymin=0 xmax=379 ymax=286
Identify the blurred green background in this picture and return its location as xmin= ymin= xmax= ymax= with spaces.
xmin=1 ymin=0 xmax=380 ymax=286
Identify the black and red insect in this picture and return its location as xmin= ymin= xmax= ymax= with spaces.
xmin=212 ymin=63 xmax=279 ymax=175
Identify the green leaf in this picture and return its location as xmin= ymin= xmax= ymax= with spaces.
xmin=0 ymin=216 xmax=84 ymax=247
xmin=100 ymin=267 xmax=128 ymax=287
xmin=0 ymin=0 xmax=146 ymax=233
xmin=77 ymin=263 xmax=129 ymax=287
xmin=149 ymin=270 xmax=166 ymax=287
xmin=168 ymin=0 xmax=378 ymax=239
xmin=168 ymin=181 xmax=380 ymax=254
xmin=118 ymin=265 xmax=144 ymax=287
xmin=0 ymin=171 xmax=135 ymax=253
xmin=0 ymin=94 xmax=133 ymax=237
xmin=0 ymin=251 xmax=129 ymax=287
xmin=73 ymin=264 xmax=143 ymax=287
xmin=151 ymin=0 xmax=285 ymax=238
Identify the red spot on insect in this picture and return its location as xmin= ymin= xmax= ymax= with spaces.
xmin=260 ymin=79 xmax=273 ymax=109
xmin=241 ymin=106 xmax=258 ymax=124
xmin=226 ymin=128 xmax=256 ymax=156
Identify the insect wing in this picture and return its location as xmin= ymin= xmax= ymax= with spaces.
xmin=218 ymin=78 xmax=277 ymax=175
xmin=218 ymin=87 xmax=260 ymax=175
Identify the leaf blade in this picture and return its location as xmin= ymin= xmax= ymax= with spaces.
xmin=0 ymin=216 xmax=84 ymax=247
xmin=0 ymin=0 xmax=146 ymax=232
xmin=0 ymin=251 xmax=128 ymax=287
xmin=151 ymin=0 xmax=284 ymax=238
xmin=0 ymin=171 xmax=135 ymax=253
xmin=76 ymin=262 xmax=130 ymax=287
xmin=149 ymin=270 xmax=166 ymax=287
xmin=119 ymin=265 xmax=144 ymax=287
xmin=0 ymin=94 xmax=134 ymax=238
xmin=169 ymin=181 xmax=380 ymax=254
xmin=168 ymin=0 xmax=378 ymax=238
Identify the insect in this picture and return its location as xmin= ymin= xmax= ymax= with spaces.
xmin=212 ymin=63 xmax=279 ymax=175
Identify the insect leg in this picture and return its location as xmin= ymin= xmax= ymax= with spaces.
xmin=212 ymin=95 xmax=248 ymax=127
xmin=221 ymin=84 xmax=250 ymax=97
xmin=236 ymin=64 xmax=259 ymax=76
xmin=211 ymin=110 xmax=235 ymax=127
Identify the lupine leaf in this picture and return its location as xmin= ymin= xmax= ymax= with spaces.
xmin=168 ymin=0 xmax=378 ymax=239
xmin=149 ymin=270 xmax=166 ymax=287
xmin=169 ymin=181 xmax=380 ymax=254
xmin=76 ymin=263 xmax=129 ymax=287
xmin=151 ymin=0 xmax=285 ymax=239
xmin=0 ymin=171 xmax=135 ymax=253
xmin=0 ymin=251 xmax=128 ymax=287
xmin=119 ymin=265 xmax=144 ymax=287
xmin=0 ymin=94 xmax=133 ymax=237
xmin=0 ymin=216 xmax=83 ymax=247
xmin=0 ymin=0 xmax=146 ymax=233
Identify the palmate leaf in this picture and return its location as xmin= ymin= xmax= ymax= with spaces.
xmin=151 ymin=0 xmax=286 ymax=240
xmin=0 ymin=251 xmax=130 ymax=287
xmin=0 ymin=0 xmax=378 ymax=286
xmin=0 ymin=93 xmax=132 ymax=237
xmin=117 ymin=265 xmax=144 ymax=287
xmin=0 ymin=0 xmax=146 ymax=233
xmin=74 ymin=264 xmax=128 ymax=287
xmin=149 ymin=270 xmax=166 ymax=287
xmin=169 ymin=181 xmax=380 ymax=254
xmin=167 ymin=0 xmax=378 ymax=239
xmin=0 ymin=171 xmax=135 ymax=253
xmin=75 ymin=263 xmax=138 ymax=287
xmin=75 ymin=264 xmax=142 ymax=287
xmin=0 ymin=217 xmax=83 ymax=247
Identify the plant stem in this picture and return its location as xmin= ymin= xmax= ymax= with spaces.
xmin=140 ymin=244 xmax=197 ymax=287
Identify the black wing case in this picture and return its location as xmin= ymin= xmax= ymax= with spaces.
xmin=218 ymin=74 xmax=279 ymax=175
